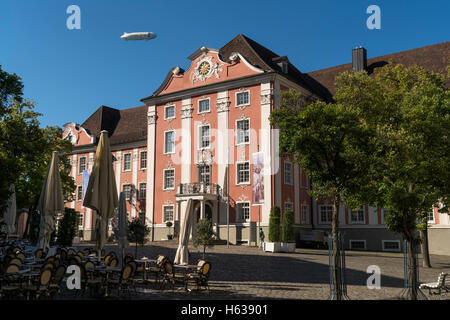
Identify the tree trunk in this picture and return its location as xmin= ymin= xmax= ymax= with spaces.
xmin=331 ymin=195 xmax=342 ymax=300
xmin=405 ymin=239 xmax=419 ymax=300
xmin=420 ymin=227 xmax=432 ymax=268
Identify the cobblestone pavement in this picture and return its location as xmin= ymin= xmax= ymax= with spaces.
xmin=71 ymin=241 xmax=450 ymax=300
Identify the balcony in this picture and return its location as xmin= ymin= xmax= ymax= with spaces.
xmin=176 ymin=182 xmax=222 ymax=198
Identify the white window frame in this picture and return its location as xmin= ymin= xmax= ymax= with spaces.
xmin=319 ymin=205 xmax=333 ymax=224
xmin=123 ymin=153 xmax=132 ymax=172
xmin=235 ymin=118 xmax=250 ymax=145
xmin=198 ymin=165 xmax=211 ymax=185
xmin=79 ymin=213 xmax=84 ymax=228
xmin=138 ymin=182 xmax=146 ymax=200
xmin=122 ymin=184 xmax=132 ymax=200
xmin=140 ymin=151 xmax=147 ymax=170
xmin=382 ymin=240 xmax=401 ymax=252
xmin=236 ymin=161 xmax=250 ymax=185
xmin=236 ymin=202 xmax=250 ymax=222
xmin=284 ymin=161 xmax=293 ymax=185
xmin=198 ymin=124 xmax=211 ymax=150
xmin=163 ymin=168 xmax=175 ymax=190
xmin=198 ymin=98 xmax=211 ymax=114
xmin=77 ymin=186 xmax=83 ymax=202
xmin=164 ymin=105 xmax=176 ymax=120
xmin=301 ymin=204 xmax=309 ymax=224
xmin=349 ymin=240 xmax=367 ymax=250
xmin=235 ymin=90 xmax=250 ymax=107
xmin=349 ymin=207 xmax=365 ymax=224
xmin=78 ymin=156 xmax=86 ymax=174
xmin=427 ymin=208 xmax=435 ymax=223
xmin=163 ymin=205 xmax=174 ymax=223
xmin=284 ymin=202 xmax=294 ymax=212
xmin=164 ymin=130 xmax=176 ymax=154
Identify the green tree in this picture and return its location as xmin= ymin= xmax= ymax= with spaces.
xmin=334 ymin=63 xmax=450 ymax=300
xmin=127 ymin=218 xmax=150 ymax=257
xmin=281 ymin=210 xmax=294 ymax=243
xmin=193 ymin=218 xmax=215 ymax=259
xmin=268 ymin=206 xmax=281 ymax=242
xmin=56 ymin=208 xmax=80 ymax=247
xmin=270 ymin=89 xmax=376 ymax=299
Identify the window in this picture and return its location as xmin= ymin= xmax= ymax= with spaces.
xmin=284 ymin=162 xmax=293 ymax=185
xmin=199 ymin=125 xmax=210 ymax=149
xmin=237 ymin=162 xmax=250 ymax=184
xmin=139 ymin=183 xmax=146 ymax=200
xmin=165 ymin=105 xmax=175 ymax=119
xmin=382 ymin=240 xmax=401 ymax=252
xmin=284 ymin=202 xmax=293 ymax=212
xmin=350 ymin=207 xmax=365 ymax=223
xmin=123 ymin=153 xmax=131 ymax=171
xmin=164 ymin=131 xmax=175 ymax=154
xmin=198 ymin=165 xmax=211 ymax=185
xmin=319 ymin=205 xmax=333 ymax=224
xmin=77 ymin=186 xmax=83 ymax=201
xmin=164 ymin=169 xmax=175 ymax=190
xmin=236 ymin=91 xmax=249 ymax=106
xmin=140 ymin=151 xmax=147 ymax=170
xmin=163 ymin=206 xmax=174 ymax=222
xmin=350 ymin=240 xmax=366 ymax=250
xmin=236 ymin=202 xmax=250 ymax=221
xmin=301 ymin=205 xmax=309 ymax=224
xmin=79 ymin=157 xmax=86 ymax=174
xmin=79 ymin=213 xmax=84 ymax=227
xmin=198 ymin=99 xmax=210 ymax=113
xmin=236 ymin=119 xmax=250 ymax=145
xmin=123 ymin=184 xmax=132 ymax=200
xmin=427 ymin=208 xmax=435 ymax=222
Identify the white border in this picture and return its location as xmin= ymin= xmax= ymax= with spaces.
xmin=198 ymin=124 xmax=211 ymax=150
xmin=349 ymin=207 xmax=365 ymax=224
xmin=139 ymin=150 xmax=147 ymax=170
xmin=122 ymin=183 xmax=132 ymax=200
xmin=301 ymin=204 xmax=309 ymax=224
xmin=163 ymin=130 xmax=176 ymax=154
xmin=236 ymin=201 xmax=251 ymax=222
xmin=197 ymin=97 xmax=211 ymax=114
xmin=163 ymin=168 xmax=175 ymax=190
xmin=284 ymin=161 xmax=293 ymax=185
xmin=349 ymin=240 xmax=367 ymax=250
xmin=162 ymin=204 xmax=175 ymax=223
xmin=123 ymin=153 xmax=132 ymax=172
xmin=382 ymin=240 xmax=401 ymax=252
xmin=78 ymin=156 xmax=86 ymax=175
xmin=236 ymin=161 xmax=251 ymax=185
xmin=164 ymin=104 xmax=176 ymax=120
xmin=318 ymin=204 xmax=333 ymax=224
xmin=235 ymin=90 xmax=250 ymax=108
xmin=235 ymin=117 xmax=250 ymax=146
xmin=138 ymin=181 xmax=146 ymax=200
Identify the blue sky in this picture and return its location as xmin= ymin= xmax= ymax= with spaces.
xmin=1 ymin=0 xmax=448 ymax=128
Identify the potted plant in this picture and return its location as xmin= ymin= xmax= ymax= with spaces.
xmin=166 ymin=221 xmax=173 ymax=240
xmin=193 ymin=218 xmax=215 ymax=259
xmin=281 ymin=209 xmax=296 ymax=252
xmin=127 ymin=218 xmax=150 ymax=257
xmin=264 ymin=206 xmax=282 ymax=252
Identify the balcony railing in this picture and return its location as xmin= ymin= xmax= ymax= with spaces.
xmin=177 ymin=182 xmax=222 ymax=197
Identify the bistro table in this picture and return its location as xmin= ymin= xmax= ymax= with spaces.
xmin=135 ymin=257 xmax=156 ymax=281
xmin=94 ymin=266 xmax=122 ymax=296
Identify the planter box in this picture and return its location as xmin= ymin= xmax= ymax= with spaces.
xmin=280 ymin=242 xmax=296 ymax=253
xmin=263 ymin=242 xmax=282 ymax=253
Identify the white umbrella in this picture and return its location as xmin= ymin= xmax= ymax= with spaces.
xmin=83 ymin=130 xmax=118 ymax=259
xmin=4 ymin=184 xmax=17 ymax=237
xmin=37 ymin=151 xmax=65 ymax=250
xmin=174 ymin=199 xmax=193 ymax=265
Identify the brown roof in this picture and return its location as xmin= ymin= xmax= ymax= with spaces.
xmin=148 ymin=34 xmax=331 ymax=100
xmin=81 ymin=105 xmax=147 ymax=146
xmin=308 ymin=41 xmax=450 ymax=98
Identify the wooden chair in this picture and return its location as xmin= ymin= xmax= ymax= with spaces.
xmin=123 ymin=254 xmax=134 ymax=265
xmin=48 ymin=264 xmax=67 ymax=296
xmin=160 ymin=260 xmax=187 ymax=291
xmin=185 ymin=260 xmax=212 ymax=293
xmin=0 ymin=264 xmax=22 ymax=298
xmin=34 ymin=249 xmax=44 ymax=259
xmin=147 ymin=255 xmax=168 ymax=283
xmin=108 ymin=257 xmax=119 ymax=268
xmin=22 ymin=268 xmax=53 ymax=300
xmin=106 ymin=264 xmax=133 ymax=296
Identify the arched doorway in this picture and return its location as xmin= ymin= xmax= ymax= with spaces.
xmin=195 ymin=202 xmax=213 ymax=222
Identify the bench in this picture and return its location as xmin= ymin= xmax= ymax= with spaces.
xmin=419 ymin=272 xmax=449 ymax=295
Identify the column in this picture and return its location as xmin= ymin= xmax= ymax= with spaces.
xmin=71 ymin=154 xmax=77 ymax=209
xmin=131 ymin=148 xmax=139 ymax=218
xmin=200 ymin=200 xmax=205 ymax=220
xmin=146 ymin=105 xmax=157 ymax=241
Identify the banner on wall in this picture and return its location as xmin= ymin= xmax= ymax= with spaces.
xmin=82 ymin=169 xmax=90 ymax=208
xmin=252 ymin=152 xmax=264 ymax=205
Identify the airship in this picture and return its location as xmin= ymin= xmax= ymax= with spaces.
xmin=120 ymin=32 xmax=157 ymax=41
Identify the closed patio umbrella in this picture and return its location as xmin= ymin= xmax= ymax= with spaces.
xmin=118 ymin=192 xmax=128 ymax=265
xmin=37 ymin=151 xmax=65 ymax=250
xmin=83 ymin=130 xmax=118 ymax=259
xmin=4 ymin=184 xmax=17 ymax=237
xmin=174 ymin=199 xmax=193 ymax=265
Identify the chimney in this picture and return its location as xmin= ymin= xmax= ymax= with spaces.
xmin=352 ymin=47 xmax=367 ymax=72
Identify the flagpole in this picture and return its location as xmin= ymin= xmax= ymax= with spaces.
xmin=227 ymin=146 xmax=230 ymax=248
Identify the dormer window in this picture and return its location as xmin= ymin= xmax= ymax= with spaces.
xmin=278 ymin=61 xmax=288 ymax=74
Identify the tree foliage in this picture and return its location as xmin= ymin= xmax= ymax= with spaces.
xmin=282 ymin=209 xmax=294 ymax=243
xmin=56 ymin=208 xmax=80 ymax=247
xmin=268 ymin=206 xmax=281 ymax=242
xmin=127 ymin=217 xmax=150 ymax=257
xmin=193 ymin=218 xmax=215 ymax=259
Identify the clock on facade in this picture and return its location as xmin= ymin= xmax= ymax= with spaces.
xmin=198 ymin=61 xmax=211 ymax=75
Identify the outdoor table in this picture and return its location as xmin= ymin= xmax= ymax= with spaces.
xmin=94 ymin=266 xmax=122 ymax=297
xmin=20 ymin=271 xmax=41 ymax=300
xmin=135 ymin=257 xmax=156 ymax=281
